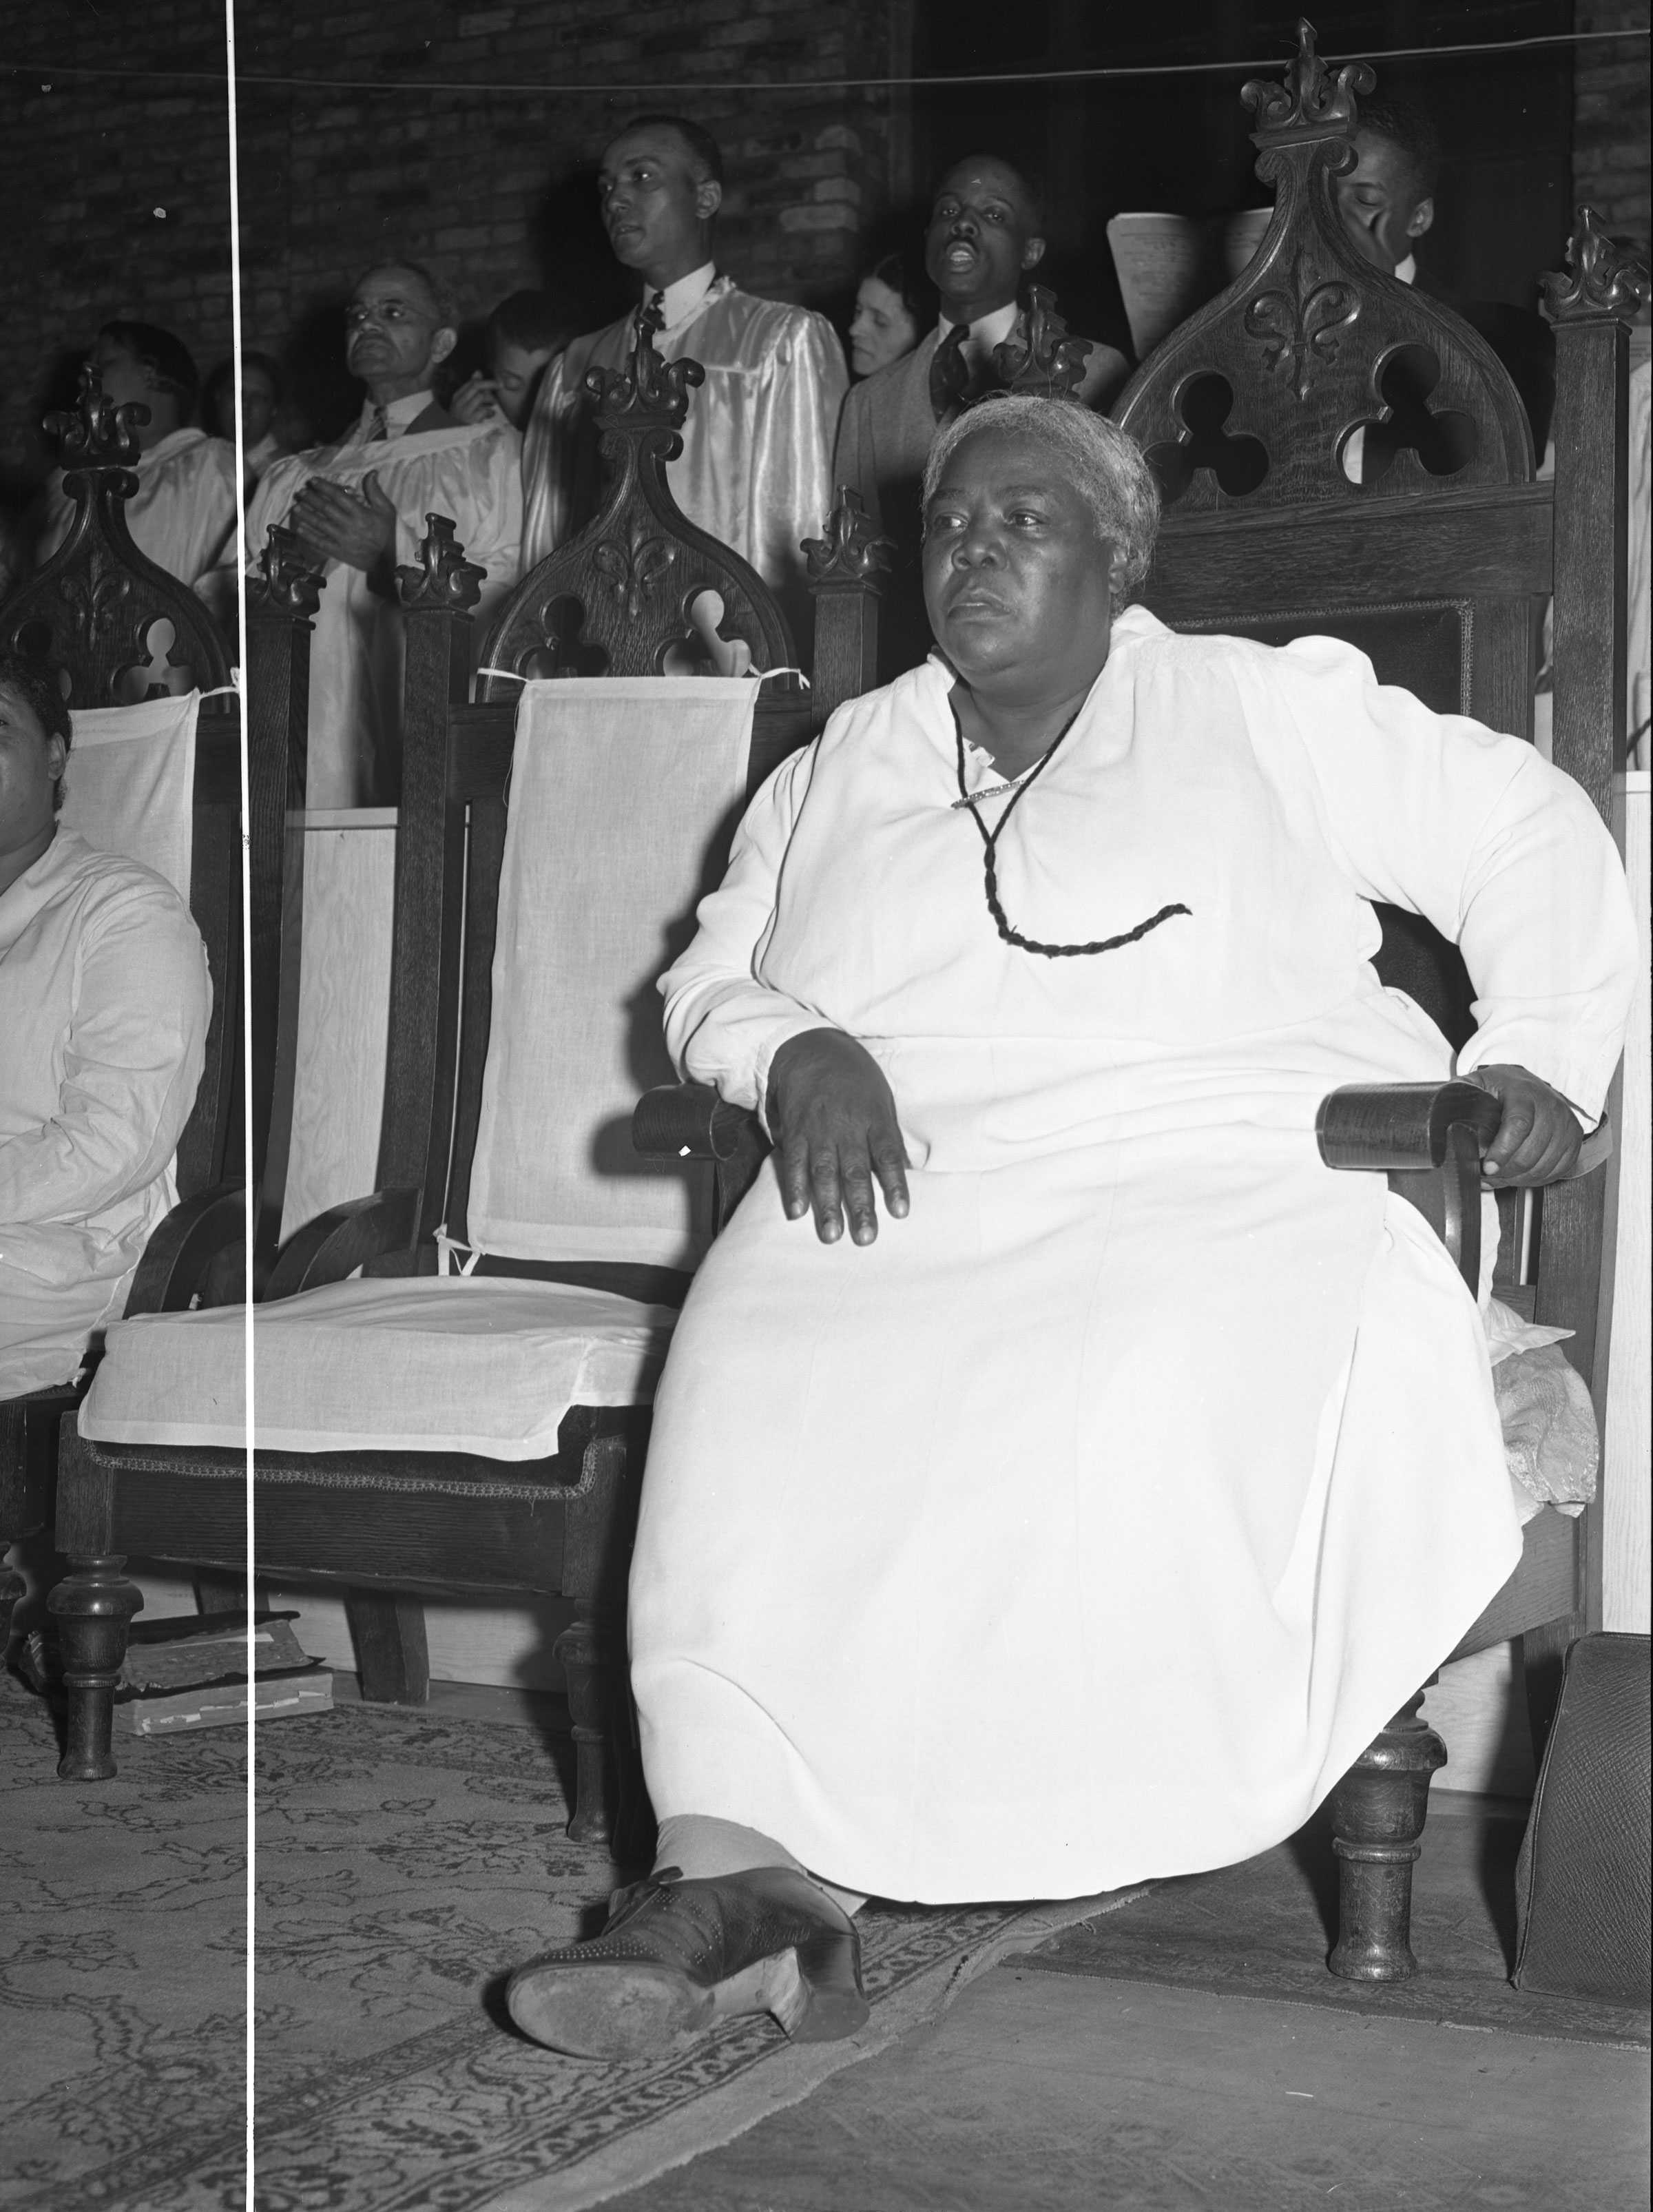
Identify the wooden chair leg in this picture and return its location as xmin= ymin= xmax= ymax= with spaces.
xmin=555 ymin=1604 xmax=648 ymax=1859
xmin=0 ymin=1538 xmax=26 ymax=1666
xmin=344 ymin=1589 xmax=430 ymax=1703
xmin=47 ymin=1554 xmax=144 ymax=1781
xmin=1328 ymin=1688 xmax=1446 ymax=1981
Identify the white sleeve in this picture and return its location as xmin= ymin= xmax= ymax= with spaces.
xmin=1269 ymin=634 xmax=1636 ymax=1121
xmin=0 ymin=880 xmax=211 ymax=1228
xmin=661 ymin=743 xmax=837 ymax=1119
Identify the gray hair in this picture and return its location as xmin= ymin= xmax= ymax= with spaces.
xmin=922 ymin=395 xmax=1161 ymax=606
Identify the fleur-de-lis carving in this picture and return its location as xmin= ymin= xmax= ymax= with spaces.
xmin=250 ymin=524 xmax=325 ymax=619
xmin=1241 ymin=17 xmax=1375 ymax=140
xmin=803 ymin=488 xmax=895 ymax=587
xmin=43 ymin=363 xmax=145 ymax=468
xmin=1539 ymin=205 xmax=1653 ymax=326
xmin=992 ymin=285 xmax=1092 ymax=399
xmin=585 ymin=316 xmax=705 ymax=428
xmin=59 ymin=565 xmax=132 ymax=643
xmin=395 ymin=513 xmax=486 ymax=610
xmin=592 ymin=525 xmax=677 ymax=620
xmin=1244 ymin=251 xmax=1359 ymax=399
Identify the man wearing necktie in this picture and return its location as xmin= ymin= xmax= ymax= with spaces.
xmin=240 ymin=262 xmax=523 ymax=805
xmin=520 ymin=116 xmax=848 ymax=649
xmin=834 ymin=155 xmax=1128 ymax=681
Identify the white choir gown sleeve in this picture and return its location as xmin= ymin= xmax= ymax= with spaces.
xmin=386 ymin=424 xmax=523 ymax=614
xmin=519 ymin=348 xmax=583 ymax=573
xmin=1265 ymin=633 xmax=1636 ymax=1124
xmin=0 ymin=876 xmax=209 ymax=1229
xmin=747 ymin=311 xmax=850 ymax=606
xmin=660 ymin=742 xmax=838 ymax=1120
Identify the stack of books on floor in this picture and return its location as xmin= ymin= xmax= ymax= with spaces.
xmin=116 ymin=1611 xmax=332 ymax=1735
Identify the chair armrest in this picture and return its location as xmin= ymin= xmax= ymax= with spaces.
xmin=632 ymin=1085 xmax=771 ymax=1232
xmin=264 ymin=1188 xmax=422 ymax=1300
xmin=632 ymin=1083 xmax=766 ymax=1162
xmin=124 ymin=1182 xmax=247 ymax=1316
xmin=1316 ymin=1081 xmax=1503 ymax=1171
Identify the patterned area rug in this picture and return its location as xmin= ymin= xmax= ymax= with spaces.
xmin=0 ymin=1677 xmax=1143 ymax=2212
xmin=1021 ymin=1803 xmax=1652 ymax=2050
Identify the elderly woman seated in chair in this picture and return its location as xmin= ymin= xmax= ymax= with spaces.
xmin=508 ymin=399 xmax=1636 ymax=2059
xmin=0 ymin=654 xmax=210 ymax=1398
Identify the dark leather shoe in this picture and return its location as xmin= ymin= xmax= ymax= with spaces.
xmin=506 ymin=1865 xmax=869 ymax=2059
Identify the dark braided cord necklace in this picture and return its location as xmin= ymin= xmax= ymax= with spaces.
xmin=953 ymin=706 xmax=1192 ymax=960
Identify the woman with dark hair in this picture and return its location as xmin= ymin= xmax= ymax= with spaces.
xmin=846 ymin=252 xmax=928 ymax=380
xmin=0 ymin=652 xmax=209 ymax=1396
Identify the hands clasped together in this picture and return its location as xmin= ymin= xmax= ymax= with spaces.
xmin=288 ymin=470 xmax=399 ymax=574
xmin=762 ymin=1033 xmax=1583 ymax=1249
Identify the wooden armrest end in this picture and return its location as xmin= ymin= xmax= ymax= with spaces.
xmin=1316 ymin=1081 xmax=1502 ymax=1172
xmin=632 ymin=1084 xmax=767 ymax=1164
xmin=125 ymin=1183 xmax=247 ymax=1315
xmin=266 ymin=1188 xmax=422 ymax=1300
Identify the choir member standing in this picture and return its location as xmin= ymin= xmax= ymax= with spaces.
xmin=520 ymin=116 xmax=848 ymax=647
xmin=244 ymin=262 xmax=523 ymax=807
xmin=834 ymin=156 xmax=1128 ymax=678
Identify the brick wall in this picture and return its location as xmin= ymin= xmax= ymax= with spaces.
xmin=1 ymin=1 xmax=900 ymax=488
xmin=235 ymin=0 xmax=900 ymax=439
xmin=1573 ymin=3 xmax=1652 ymax=267
xmin=0 ymin=5 xmax=235 ymax=493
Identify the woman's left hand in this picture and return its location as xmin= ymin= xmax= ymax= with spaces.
xmin=1466 ymin=1064 xmax=1583 ymax=1184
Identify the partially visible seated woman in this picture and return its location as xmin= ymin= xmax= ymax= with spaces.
xmin=508 ymin=400 xmax=1636 ymax=2060
xmin=0 ymin=654 xmax=211 ymax=1398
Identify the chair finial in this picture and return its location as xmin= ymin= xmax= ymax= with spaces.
xmin=396 ymin=513 xmax=486 ymax=611
xmin=1539 ymin=207 xmax=1653 ymax=326
xmin=803 ymin=488 xmax=895 ymax=589
xmin=250 ymin=524 xmax=325 ymax=619
xmin=992 ymin=286 xmax=1091 ymax=400
xmin=584 ymin=313 xmax=706 ymax=432
xmin=43 ymin=363 xmax=145 ymax=471
xmin=1241 ymin=18 xmax=1375 ymax=142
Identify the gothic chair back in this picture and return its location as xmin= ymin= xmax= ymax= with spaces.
xmin=1112 ymin=21 xmax=1647 ymax=1478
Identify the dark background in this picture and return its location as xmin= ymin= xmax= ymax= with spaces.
xmin=0 ymin=1 xmax=1645 ymax=504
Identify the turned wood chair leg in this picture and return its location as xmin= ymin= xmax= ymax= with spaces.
xmin=1328 ymin=1688 xmax=1446 ymax=1981
xmin=556 ymin=1604 xmax=649 ymax=1860
xmin=0 ymin=1537 xmax=27 ymax=1667
xmin=47 ymin=1554 xmax=144 ymax=1781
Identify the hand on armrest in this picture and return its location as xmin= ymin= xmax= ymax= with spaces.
xmin=1318 ymin=1073 xmax=1604 ymax=1187
xmin=264 ymin=1188 xmax=421 ymax=1301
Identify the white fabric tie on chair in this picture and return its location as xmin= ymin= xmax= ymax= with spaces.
xmin=61 ymin=692 xmax=200 ymax=902
xmin=466 ymin=676 xmax=758 ymax=1270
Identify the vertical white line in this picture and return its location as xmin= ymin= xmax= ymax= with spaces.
xmin=220 ymin=1 xmax=254 ymax=2202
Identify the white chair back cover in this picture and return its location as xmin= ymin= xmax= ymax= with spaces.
xmin=466 ymin=676 xmax=759 ymax=1269
xmin=62 ymin=692 xmax=200 ymax=903
xmin=278 ymin=808 xmax=397 ymax=1243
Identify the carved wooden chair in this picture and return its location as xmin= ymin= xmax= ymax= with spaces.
xmin=1108 ymin=23 xmax=1648 ymax=1978
xmin=45 ymin=326 xmax=888 ymax=1846
xmin=0 ymin=369 xmax=318 ymax=1699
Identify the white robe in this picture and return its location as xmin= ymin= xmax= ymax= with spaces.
xmin=245 ymin=420 xmax=522 ymax=807
xmin=631 ymin=612 xmax=1636 ymax=1903
xmin=39 ymin=428 xmax=238 ymax=590
xmin=0 ymin=830 xmax=210 ymax=1397
xmin=521 ymin=278 xmax=848 ymax=646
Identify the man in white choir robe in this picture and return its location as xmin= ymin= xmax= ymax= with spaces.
xmin=245 ymin=262 xmax=522 ymax=806
xmin=39 ymin=323 xmax=238 ymax=596
xmin=834 ymin=155 xmax=1128 ymax=679
xmin=521 ymin=116 xmax=847 ymax=648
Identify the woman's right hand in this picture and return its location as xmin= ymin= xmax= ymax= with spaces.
xmin=766 ymin=1027 xmax=911 ymax=1246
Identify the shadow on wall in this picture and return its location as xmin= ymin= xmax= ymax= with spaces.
xmin=529 ymin=165 xmax=636 ymax=338
xmin=283 ymin=291 xmax=363 ymax=450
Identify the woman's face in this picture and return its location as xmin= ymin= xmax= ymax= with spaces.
xmin=849 ymin=276 xmax=919 ymax=379
xmin=240 ymin=364 xmax=277 ymax=446
xmin=922 ymin=424 xmax=1121 ymax=692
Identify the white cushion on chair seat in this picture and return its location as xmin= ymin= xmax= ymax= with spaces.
xmin=78 ymin=1275 xmax=677 ymax=1460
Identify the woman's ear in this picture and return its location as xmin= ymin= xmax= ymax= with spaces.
xmin=1406 ymin=195 xmax=1435 ymax=242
